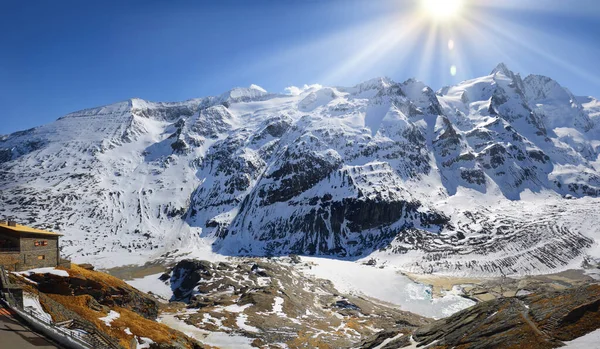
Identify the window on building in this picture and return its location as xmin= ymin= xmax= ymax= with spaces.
xmin=37 ymin=255 xmax=45 ymax=260
xmin=34 ymin=240 xmax=48 ymax=247
xmin=42 ymin=241 xmax=48 ymax=246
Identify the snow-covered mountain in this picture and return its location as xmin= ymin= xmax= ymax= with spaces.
xmin=2 ymin=64 xmax=600 ymax=276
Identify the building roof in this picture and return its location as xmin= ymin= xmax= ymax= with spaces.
xmin=0 ymin=222 xmax=63 ymax=236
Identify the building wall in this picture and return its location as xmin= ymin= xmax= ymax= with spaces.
xmin=0 ymin=230 xmax=21 ymax=271
xmin=19 ymin=235 xmax=59 ymax=270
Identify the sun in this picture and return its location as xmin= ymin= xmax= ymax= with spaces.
xmin=420 ymin=0 xmax=465 ymax=20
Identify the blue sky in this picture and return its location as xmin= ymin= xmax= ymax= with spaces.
xmin=1 ymin=0 xmax=600 ymax=134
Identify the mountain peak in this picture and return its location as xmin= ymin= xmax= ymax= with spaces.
xmin=491 ymin=62 xmax=513 ymax=77
xmin=358 ymin=76 xmax=393 ymax=87
xmin=348 ymin=77 xmax=394 ymax=94
xmin=220 ymin=85 xmax=269 ymax=102
xmin=249 ymin=84 xmax=267 ymax=93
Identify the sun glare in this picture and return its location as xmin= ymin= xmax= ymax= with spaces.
xmin=421 ymin=0 xmax=464 ymax=20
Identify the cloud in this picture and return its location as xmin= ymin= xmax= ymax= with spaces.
xmin=284 ymin=84 xmax=322 ymax=96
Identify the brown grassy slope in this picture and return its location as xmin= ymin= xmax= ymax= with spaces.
xmin=46 ymin=293 xmax=202 ymax=349
xmin=59 ymin=264 xmax=137 ymax=294
xmin=13 ymin=264 xmax=212 ymax=349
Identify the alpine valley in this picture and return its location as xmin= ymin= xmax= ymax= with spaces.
xmin=3 ymin=63 xmax=600 ymax=348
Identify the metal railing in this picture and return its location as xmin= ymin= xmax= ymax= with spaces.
xmin=21 ymin=305 xmax=94 ymax=346
xmin=67 ymin=319 xmax=122 ymax=349
xmin=0 ymin=266 xmax=10 ymax=288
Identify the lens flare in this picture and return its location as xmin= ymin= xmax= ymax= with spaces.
xmin=421 ymin=0 xmax=464 ymax=20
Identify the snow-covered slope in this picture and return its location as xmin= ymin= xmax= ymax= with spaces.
xmin=1 ymin=65 xmax=600 ymax=276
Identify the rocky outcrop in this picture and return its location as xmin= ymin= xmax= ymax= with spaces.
xmin=363 ymin=284 xmax=600 ymax=349
xmin=166 ymin=258 xmax=430 ymax=348
xmin=24 ymin=268 xmax=159 ymax=320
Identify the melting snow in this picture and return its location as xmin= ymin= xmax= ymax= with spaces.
xmin=236 ymin=313 xmax=260 ymax=333
xmin=159 ymin=313 xmax=254 ymax=349
xmin=223 ymin=303 xmax=252 ymax=313
xmin=299 ymin=257 xmax=475 ymax=319
xmin=272 ymin=297 xmax=285 ymax=317
xmin=562 ymin=328 xmax=600 ymax=348
xmin=127 ymin=273 xmax=173 ymax=301
xmin=99 ymin=310 xmax=120 ymax=327
xmin=136 ymin=336 xmax=154 ymax=349
xmin=23 ymin=293 xmax=53 ymax=323
xmin=15 ymin=268 xmax=70 ymax=278
xmin=373 ymin=333 xmax=404 ymax=349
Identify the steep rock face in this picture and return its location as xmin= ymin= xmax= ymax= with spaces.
xmin=1 ymin=69 xmax=599 ymax=274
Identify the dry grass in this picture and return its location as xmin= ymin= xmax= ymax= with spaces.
xmin=286 ymin=330 xmax=332 ymax=349
xmin=58 ymin=264 xmax=134 ymax=291
xmin=46 ymin=293 xmax=199 ymax=349
xmin=344 ymin=317 xmax=364 ymax=333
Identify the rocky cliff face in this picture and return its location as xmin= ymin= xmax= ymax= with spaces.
xmin=1 ymin=64 xmax=600 ymax=275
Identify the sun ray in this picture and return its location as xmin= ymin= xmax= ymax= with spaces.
xmin=455 ymin=17 xmax=515 ymax=72
xmin=216 ymin=0 xmax=599 ymax=97
xmin=415 ymin=20 xmax=439 ymax=83
xmin=319 ymin=13 xmax=425 ymax=84
xmin=469 ymin=0 xmax=600 ymax=17
xmin=468 ymin=14 xmax=600 ymax=85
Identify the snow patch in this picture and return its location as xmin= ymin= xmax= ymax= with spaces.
xmin=236 ymin=313 xmax=260 ymax=333
xmin=99 ymin=310 xmax=120 ymax=327
xmin=136 ymin=336 xmax=154 ymax=349
xmin=562 ymin=328 xmax=600 ymax=348
xmin=159 ymin=313 xmax=255 ymax=349
xmin=15 ymin=268 xmax=70 ymax=278
xmin=127 ymin=273 xmax=173 ymax=301
xmin=299 ymin=257 xmax=474 ymax=318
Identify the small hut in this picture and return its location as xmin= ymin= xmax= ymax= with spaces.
xmin=0 ymin=220 xmax=63 ymax=271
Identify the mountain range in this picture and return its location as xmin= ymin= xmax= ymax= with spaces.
xmin=1 ymin=63 xmax=599 ymax=276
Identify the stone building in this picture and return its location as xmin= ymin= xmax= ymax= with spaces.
xmin=0 ymin=221 xmax=65 ymax=271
